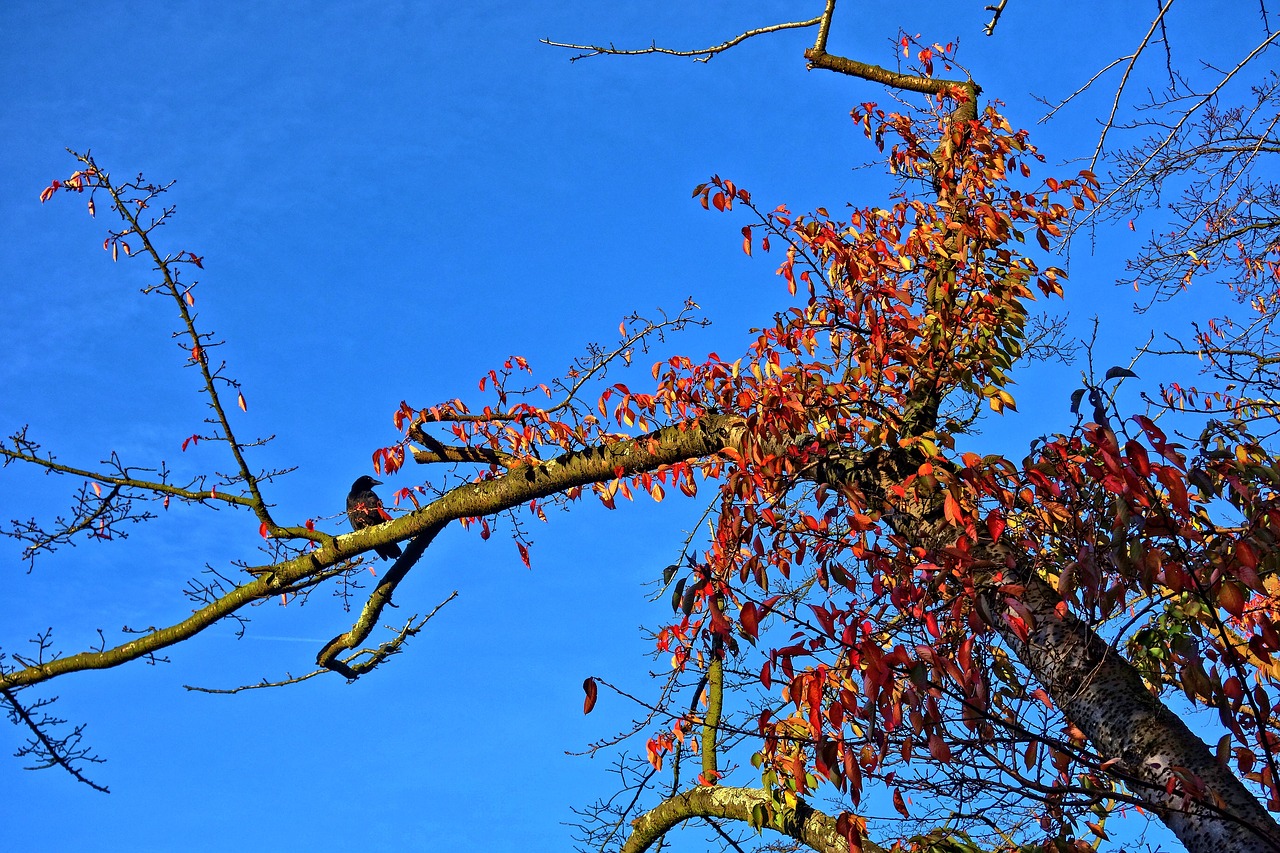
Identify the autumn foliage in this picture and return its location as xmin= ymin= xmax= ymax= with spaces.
xmin=12 ymin=13 xmax=1280 ymax=853
xmin=349 ymin=83 xmax=1280 ymax=849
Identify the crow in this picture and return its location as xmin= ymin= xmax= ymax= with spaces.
xmin=346 ymin=475 xmax=402 ymax=560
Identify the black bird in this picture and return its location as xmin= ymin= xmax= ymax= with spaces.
xmin=346 ymin=476 xmax=402 ymax=561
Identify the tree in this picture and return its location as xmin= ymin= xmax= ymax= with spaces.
xmin=5 ymin=2 xmax=1280 ymax=852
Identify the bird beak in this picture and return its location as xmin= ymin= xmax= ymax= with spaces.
xmin=371 ymin=478 xmax=383 ymax=485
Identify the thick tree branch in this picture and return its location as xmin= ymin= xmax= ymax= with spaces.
xmin=0 ymin=415 xmax=740 ymax=691
xmin=620 ymin=785 xmax=884 ymax=853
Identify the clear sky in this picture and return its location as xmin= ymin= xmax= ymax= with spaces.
xmin=0 ymin=2 xmax=1265 ymax=851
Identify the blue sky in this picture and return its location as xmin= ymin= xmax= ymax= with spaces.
xmin=0 ymin=2 xmax=1267 ymax=851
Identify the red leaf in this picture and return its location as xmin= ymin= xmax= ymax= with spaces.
xmin=892 ymin=787 xmax=910 ymax=818
xmin=517 ymin=541 xmax=531 ymax=569
xmin=583 ymin=677 xmax=598 ymax=714
xmin=1219 ymin=582 xmax=1246 ymax=618
xmin=259 ymin=522 xmax=270 ymax=538
xmin=712 ymin=191 xmax=726 ymax=212
xmin=739 ymin=601 xmax=760 ymax=641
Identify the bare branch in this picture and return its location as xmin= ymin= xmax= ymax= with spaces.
xmin=315 ymin=525 xmax=448 ymax=677
xmin=541 ymin=15 xmax=823 ymax=64
xmin=184 ymin=593 xmax=457 ymax=692
xmin=983 ymin=0 xmax=1012 ymax=36
xmin=2 ymin=687 xmax=108 ymax=793
xmin=1090 ymin=0 xmax=1179 ymax=171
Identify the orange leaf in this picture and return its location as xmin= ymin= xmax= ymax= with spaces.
xmin=237 ymin=392 xmax=247 ymax=412
xmin=583 ymin=677 xmax=598 ymax=714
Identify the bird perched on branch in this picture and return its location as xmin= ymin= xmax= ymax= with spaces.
xmin=346 ymin=475 xmax=402 ymax=560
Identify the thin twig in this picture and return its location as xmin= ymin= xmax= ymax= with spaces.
xmin=1091 ymin=0 xmax=1179 ymax=171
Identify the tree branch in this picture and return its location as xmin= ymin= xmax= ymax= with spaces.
xmin=542 ymin=15 xmax=823 ymax=64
